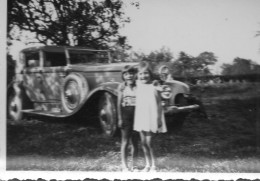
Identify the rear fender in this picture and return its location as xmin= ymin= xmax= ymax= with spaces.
xmin=7 ymin=81 xmax=33 ymax=110
xmin=8 ymin=81 xmax=21 ymax=96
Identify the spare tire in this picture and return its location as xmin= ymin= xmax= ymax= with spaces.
xmin=8 ymin=91 xmax=23 ymax=122
xmin=7 ymin=85 xmax=33 ymax=123
xmin=61 ymin=73 xmax=89 ymax=114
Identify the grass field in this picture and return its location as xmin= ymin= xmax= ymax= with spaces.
xmin=6 ymin=82 xmax=260 ymax=172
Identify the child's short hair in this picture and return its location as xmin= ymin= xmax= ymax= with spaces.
xmin=137 ymin=61 xmax=154 ymax=79
xmin=121 ymin=65 xmax=136 ymax=81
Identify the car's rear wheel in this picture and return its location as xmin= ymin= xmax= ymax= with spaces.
xmin=8 ymin=91 xmax=23 ymax=123
xmin=61 ymin=73 xmax=89 ymax=114
xmin=98 ymin=92 xmax=117 ymax=137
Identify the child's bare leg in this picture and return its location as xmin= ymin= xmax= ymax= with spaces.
xmin=146 ymin=133 xmax=156 ymax=169
xmin=140 ymin=131 xmax=151 ymax=170
xmin=130 ymin=132 xmax=138 ymax=169
xmin=121 ymin=129 xmax=130 ymax=170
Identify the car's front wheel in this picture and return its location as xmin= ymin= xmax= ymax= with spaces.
xmin=98 ymin=92 xmax=117 ymax=137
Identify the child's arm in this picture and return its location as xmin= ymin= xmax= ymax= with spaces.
xmin=117 ymin=84 xmax=123 ymax=128
xmin=155 ymin=88 xmax=162 ymax=128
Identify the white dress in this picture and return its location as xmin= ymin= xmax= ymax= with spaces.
xmin=133 ymin=82 xmax=167 ymax=133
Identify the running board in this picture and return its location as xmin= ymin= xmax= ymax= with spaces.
xmin=22 ymin=109 xmax=68 ymax=117
xmin=164 ymin=104 xmax=200 ymax=115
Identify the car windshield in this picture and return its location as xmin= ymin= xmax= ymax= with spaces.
xmin=68 ymin=50 xmax=109 ymax=64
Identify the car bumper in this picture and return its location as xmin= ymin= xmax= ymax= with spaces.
xmin=164 ymin=104 xmax=200 ymax=115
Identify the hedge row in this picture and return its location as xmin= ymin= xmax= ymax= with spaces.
xmin=173 ymin=74 xmax=260 ymax=84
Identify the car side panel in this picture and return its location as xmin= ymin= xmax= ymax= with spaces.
xmin=67 ymin=70 xmax=122 ymax=93
xmin=22 ymin=68 xmax=47 ymax=102
xmin=41 ymin=67 xmax=67 ymax=100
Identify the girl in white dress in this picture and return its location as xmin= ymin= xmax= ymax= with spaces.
xmin=134 ymin=61 xmax=167 ymax=172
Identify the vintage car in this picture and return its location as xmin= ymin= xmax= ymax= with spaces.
xmin=7 ymin=46 xmax=205 ymax=136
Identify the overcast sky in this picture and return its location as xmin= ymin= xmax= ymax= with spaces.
xmin=120 ymin=0 xmax=260 ymax=73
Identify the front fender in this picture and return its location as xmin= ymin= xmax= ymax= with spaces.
xmin=163 ymin=80 xmax=190 ymax=105
xmin=87 ymin=82 xmax=120 ymax=98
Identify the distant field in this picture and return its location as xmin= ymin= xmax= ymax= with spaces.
xmin=6 ymin=82 xmax=260 ymax=172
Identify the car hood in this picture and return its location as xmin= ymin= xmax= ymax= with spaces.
xmin=66 ymin=62 xmax=138 ymax=72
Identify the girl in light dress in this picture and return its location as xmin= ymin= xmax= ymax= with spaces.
xmin=134 ymin=61 xmax=167 ymax=172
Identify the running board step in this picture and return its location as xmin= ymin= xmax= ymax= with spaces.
xmin=22 ymin=109 xmax=68 ymax=117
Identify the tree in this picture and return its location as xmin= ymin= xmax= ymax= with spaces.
xmin=172 ymin=51 xmax=217 ymax=77
xmin=172 ymin=51 xmax=193 ymax=77
xmin=127 ymin=47 xmax=174 ymax=70
xmin=146 ymin=47 xmax=174 ymax=63
xmin=8 ymin=0 xmax=130 ymax=49
xmin=221 ymin=57 xmax=260 ymax=75
xmin=7 ymin=54 xmax=16 ymax=85
xmin=110 ymin=37 xmax=132 ymax=62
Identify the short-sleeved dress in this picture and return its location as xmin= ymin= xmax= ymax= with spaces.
xmin=133 ymin=82 xmax=167 ymax=133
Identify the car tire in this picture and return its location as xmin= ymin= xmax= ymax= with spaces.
xmin=61 ymin=73 xmax=89 ymax=114
xmin=7 ymin=91 xmax=24 ymax=123
xmin=98 ymin=92 xmax=117 ymax=137
xmin=7 ymin=86 xmax=33 ymax=123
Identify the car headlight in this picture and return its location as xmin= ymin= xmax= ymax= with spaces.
xmin=160 ymin=85 xmax=172 ymax=99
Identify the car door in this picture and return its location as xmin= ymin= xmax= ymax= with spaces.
xmin=22 ymin=50 xmax=47 ymax=103
xmin=40 ymin=51 xmax=67 ymax=101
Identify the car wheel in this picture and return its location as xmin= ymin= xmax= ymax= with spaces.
xmin=7 ymin=92 xmax=23 ymax=123
xmin=98 ymin=92 xmax=117 ymax=137
xmin=61 ymin=73 xmax=89 ymax=114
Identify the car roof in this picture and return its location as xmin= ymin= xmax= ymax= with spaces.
xmin=20 ymin=46 xmax=109 ymax=53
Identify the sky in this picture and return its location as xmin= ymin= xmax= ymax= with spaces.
xmin=120 ymin=0 xmax=260 ymax=73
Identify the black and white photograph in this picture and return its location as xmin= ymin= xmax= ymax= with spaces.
xmin=1 ymin=0 xmax=260 ymax=179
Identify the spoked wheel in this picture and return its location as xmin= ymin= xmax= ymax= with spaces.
xmin=98 ymin=92 xmax=117 ymax=137
xmin=8 ymin=92 xmax=23 ymax=123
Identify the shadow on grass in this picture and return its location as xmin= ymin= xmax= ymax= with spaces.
xmin=7 ymin=119 xmax=120 ymax=158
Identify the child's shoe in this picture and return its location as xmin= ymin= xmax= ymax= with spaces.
xmin=122 ymin=167 xmax=131 ymax=172
xmin=149 ymin=166 xmax=157 ymax=172
xmin=131 ymin=166 xmax=139 ymax=172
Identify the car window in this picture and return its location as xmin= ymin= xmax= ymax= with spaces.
xmin=44 ymin=52 xmax=67 ymax=67
xmin=69 ymin=50 xmax=109 ymax=64
xmin=25 ymin=52 xmax=40 ymax=68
